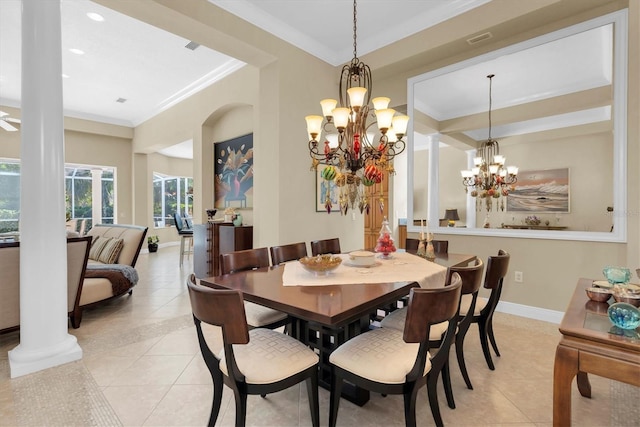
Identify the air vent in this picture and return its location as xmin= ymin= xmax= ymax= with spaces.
xmin=185 ymin=41 xmax=200 ymax=51
xmin=467 ymin=32 xmax=493 ymax=45
xmin=116 ymin=98 xmax=127 ymax=103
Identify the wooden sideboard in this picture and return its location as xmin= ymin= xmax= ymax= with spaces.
xmin=193 ymin=222 xmax=253 ymax=278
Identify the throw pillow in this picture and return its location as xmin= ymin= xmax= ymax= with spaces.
xmin=88 ymin=237 xmax=110 ymax=261
xmin=98 ymin=238 xmax=124 ymax=264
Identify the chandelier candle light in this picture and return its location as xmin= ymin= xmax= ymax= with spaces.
xmin=461 ymin=74 xmax=518 ymax=212
xmin=306 ymin=0 xmax=409 ymax=215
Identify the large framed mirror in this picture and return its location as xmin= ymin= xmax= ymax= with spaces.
xmin=406 ymin=10 xmax=627 ymax=242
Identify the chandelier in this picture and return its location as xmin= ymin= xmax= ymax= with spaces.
xmin=305 ymin=0 xmax=409 ymax=215
xmin=461 ymin=74 xmax=518 ymax=211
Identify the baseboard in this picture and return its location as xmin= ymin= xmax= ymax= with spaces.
xmin=496 ymin=300 xmax=564 ymax=324
xmin=141 ymin=241 xmax=179 ymax=254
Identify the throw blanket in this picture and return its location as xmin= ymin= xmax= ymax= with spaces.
xmin=85 ymin=264 xmax=139 ymax=296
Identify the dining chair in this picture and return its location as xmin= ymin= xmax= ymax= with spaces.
xmin=269 ymin=241 xmax=308 ymax=265
xmin=405 ymin=238 xmax=448 ymax=254
xmin=380 ymin=259 xmax=484 ymax=409
xmin=458 ymin=249 xmax=510 ymax=371
xmin=329 ymin=273 xmax=462 ymax=427
xmin=186 ymin=275 xmax=320 ymax=427
xmin=174 ymin=212 xmax=193 ymax=267
xmin=310 ymin=238 xmax=341 ymax=256
xmin=219 ymin=247 xmax=290 ymax=330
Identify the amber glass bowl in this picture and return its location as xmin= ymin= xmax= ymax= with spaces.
xmin=585 ymin=287 xmax=612 ymax=303
xmin=299 ymin=255 xmax=342 ymax=275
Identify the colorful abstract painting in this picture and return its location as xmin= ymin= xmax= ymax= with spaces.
xmin=507 ymin=168 xmax=569 ymax=212
xmin=214 ymin=134 xmax=253 ymax=209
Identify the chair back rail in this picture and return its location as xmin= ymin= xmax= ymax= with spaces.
xmin=310 ymin=238 xmax=341 ymax=256
xmin=220 ymin=247 xmax=270 ymax=275
xmin=270 ymin=242 xmax=307 ymax=265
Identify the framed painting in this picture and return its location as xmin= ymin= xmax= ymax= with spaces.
xmin=507 ymin=168 xmax=570 ymax=212
xmin=214 ymin=133 xmax=253 ymax=209
xmin=316 ymin=164 xmax=340 ymax=212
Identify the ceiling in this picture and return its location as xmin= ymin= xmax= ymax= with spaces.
xmin=0 ymin=0 xmax=612 ymax=159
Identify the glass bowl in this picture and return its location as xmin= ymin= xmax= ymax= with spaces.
xmin=607 ymin=302 xmax=640 ymax=330
xmin=299 ymin=254 xmax=342 ymax=275
xmin=602 ymin=266 xmax=631 ymax=284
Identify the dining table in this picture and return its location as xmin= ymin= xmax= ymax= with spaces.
xmin=199 ymin=250 xmax=477 ymax=405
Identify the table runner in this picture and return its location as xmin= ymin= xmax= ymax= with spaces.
xmin=282 ymin=251 xmax=447 ymax=287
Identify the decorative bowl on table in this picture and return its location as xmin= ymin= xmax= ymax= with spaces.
xmin=607 ymin=302 xmax=640 ymax=330
xmin=602 ymin=266 xmax=631 ymax=284
xmin=299 ymin=254 xmax=342 ymax=275
xmin=613 ymin=291 xmax=640 ymax=307
xmin=348 ymin=250 xmax=376 ymax=267
xmin=585 ymin=287 xmax=612 ymax=303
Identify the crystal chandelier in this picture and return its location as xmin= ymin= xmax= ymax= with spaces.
xmin=461 ymin=74 xmax=518 ymax=211
xmin=305 ymin=0 xmax=409 ymax=215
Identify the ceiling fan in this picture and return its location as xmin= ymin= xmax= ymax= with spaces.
xmin=0 ymin=110 xmax=20 ymax=132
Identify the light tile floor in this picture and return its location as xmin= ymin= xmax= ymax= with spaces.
xmin=1 ymin=246 xmax=638 ymax=426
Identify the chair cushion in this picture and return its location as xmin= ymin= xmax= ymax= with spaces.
xmin=88 ymin=237 xmax=110 ymax=261
xmin=97 ymin=238 xmax=124 ymax=264
xmin=458 ymin=294 xmax=488 ymax=316
xmin=244 ymin=301 xmax=288 ymax=327
xmin=329 ymin=327 xmax=431 ymax=384
xmin=380 ymin=307 xmax=450 ymax=340
xmin=218 ymin=328 xmax=318 ymax=384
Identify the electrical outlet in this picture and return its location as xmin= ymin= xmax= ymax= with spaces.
xmin=515 ymin=271 xmax=523 ymax=283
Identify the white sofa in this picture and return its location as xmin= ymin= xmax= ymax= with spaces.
xmin=78 ymin=224 xmax=147 ymax=321
xmin=0 ymin=236 xmax=92 ymax=332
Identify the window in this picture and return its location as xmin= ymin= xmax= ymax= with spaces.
xmin=0 ymin=159 xmax=116 ymax=232
xmin=152 ymin=173 xmax=193 ymax=228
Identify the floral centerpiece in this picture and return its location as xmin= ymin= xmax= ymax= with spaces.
xmin=525 ymin=215 xmax=541 ymax=226
xmin=224 ymin=207 xmax=236 ymax=222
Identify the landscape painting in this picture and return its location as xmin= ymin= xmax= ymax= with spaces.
xmin=507 ymin=168 xmax=569 ymax=212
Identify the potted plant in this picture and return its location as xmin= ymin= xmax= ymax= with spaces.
xmin=147 ymin=235 xmax=159 ymax=253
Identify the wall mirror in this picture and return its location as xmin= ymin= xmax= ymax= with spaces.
xmin=406 ymin=10 xmax=627 ymax=242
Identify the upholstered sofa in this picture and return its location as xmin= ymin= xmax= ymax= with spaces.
xmin=0 ymin=236 xmax=92 ymax=333
xmin=78 ymin=224 xmax=147 ymax=322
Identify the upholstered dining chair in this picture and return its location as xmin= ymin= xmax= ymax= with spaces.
xmin=186 ymin=275 xmax=320 ymax=427
xmin=219 ymin=248 xmax=290 ymax=330
xmin=380 ymin=259 xmax=484 ymax=409
xmin=329 ymin=274 xmax=462 ymax=427
xmin=173 ymin=212 xmax=193 ymax=267
xmin=458 ymin=249 xmax=510 ymax=372
xmin=269 ymin=242 xmax=308 ymax=265
xmin=310 ymin=238 xmax=341 ymax=256
xmin=405 ymin=238 xmax=448 ymax=254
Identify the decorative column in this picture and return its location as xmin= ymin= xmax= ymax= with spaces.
xmin=9 ymin=0 xmax=82 ymax=378
xmin=426 ymin=134 xmax=440 ymax=229
xmin=91 ymin=169 xmax=103 ymax=226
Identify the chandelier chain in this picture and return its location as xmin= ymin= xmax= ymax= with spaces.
xmin=352 ymin=0 xmax=358 ymax=59
xmin=487 ymin=73 xmax=494 ymax=141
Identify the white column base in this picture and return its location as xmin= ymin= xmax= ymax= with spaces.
xmin=8 ymin=335 xmax=82 ymax=378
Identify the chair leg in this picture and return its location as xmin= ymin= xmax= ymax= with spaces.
xmin=455 ymin=326 xmax=473 ymax=390
xmin=179 ymin=236 xmax=185 ymax=267
xmin=427 ymin=372 xmax=444 ymax=427
xmin=233 ymin=390 xmax=248 ymax=427
xmin=402 ymin=382 xmax=420 ymax=427
xmin=306 ymin=370 xmax=320 ymax=427
xmin=442 ymin=361 xmax=455 ymax=409
xmin=329 ymin=370 xmax=343 ymax=427
xmin=487 ymin=317 xmax=501 ymax=357
xmin=478 ymin=320 xmax=495 ymax=370
xmin=208 ymin=370 xmax=224 ymax=427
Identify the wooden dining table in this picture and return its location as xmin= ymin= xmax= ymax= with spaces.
xmin=200 ymin=250 xmax=476 ymax=405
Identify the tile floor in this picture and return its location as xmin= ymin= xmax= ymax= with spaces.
xmin=0 ymin=245 xmax=637 ymax=426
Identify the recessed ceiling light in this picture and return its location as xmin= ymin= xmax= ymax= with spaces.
xmin=62 ymin=74 xmax=70 ymax=79
xmin=86 ymin=12 xmax=104 ymax=22
xmin=69 ymin=48 xmax=85 ymax=55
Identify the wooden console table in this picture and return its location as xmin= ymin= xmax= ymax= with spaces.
xmin=503 ymin=224 xmax=567 ymax=230
xmin=553 ymin=278 xmax=640 ymax=426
